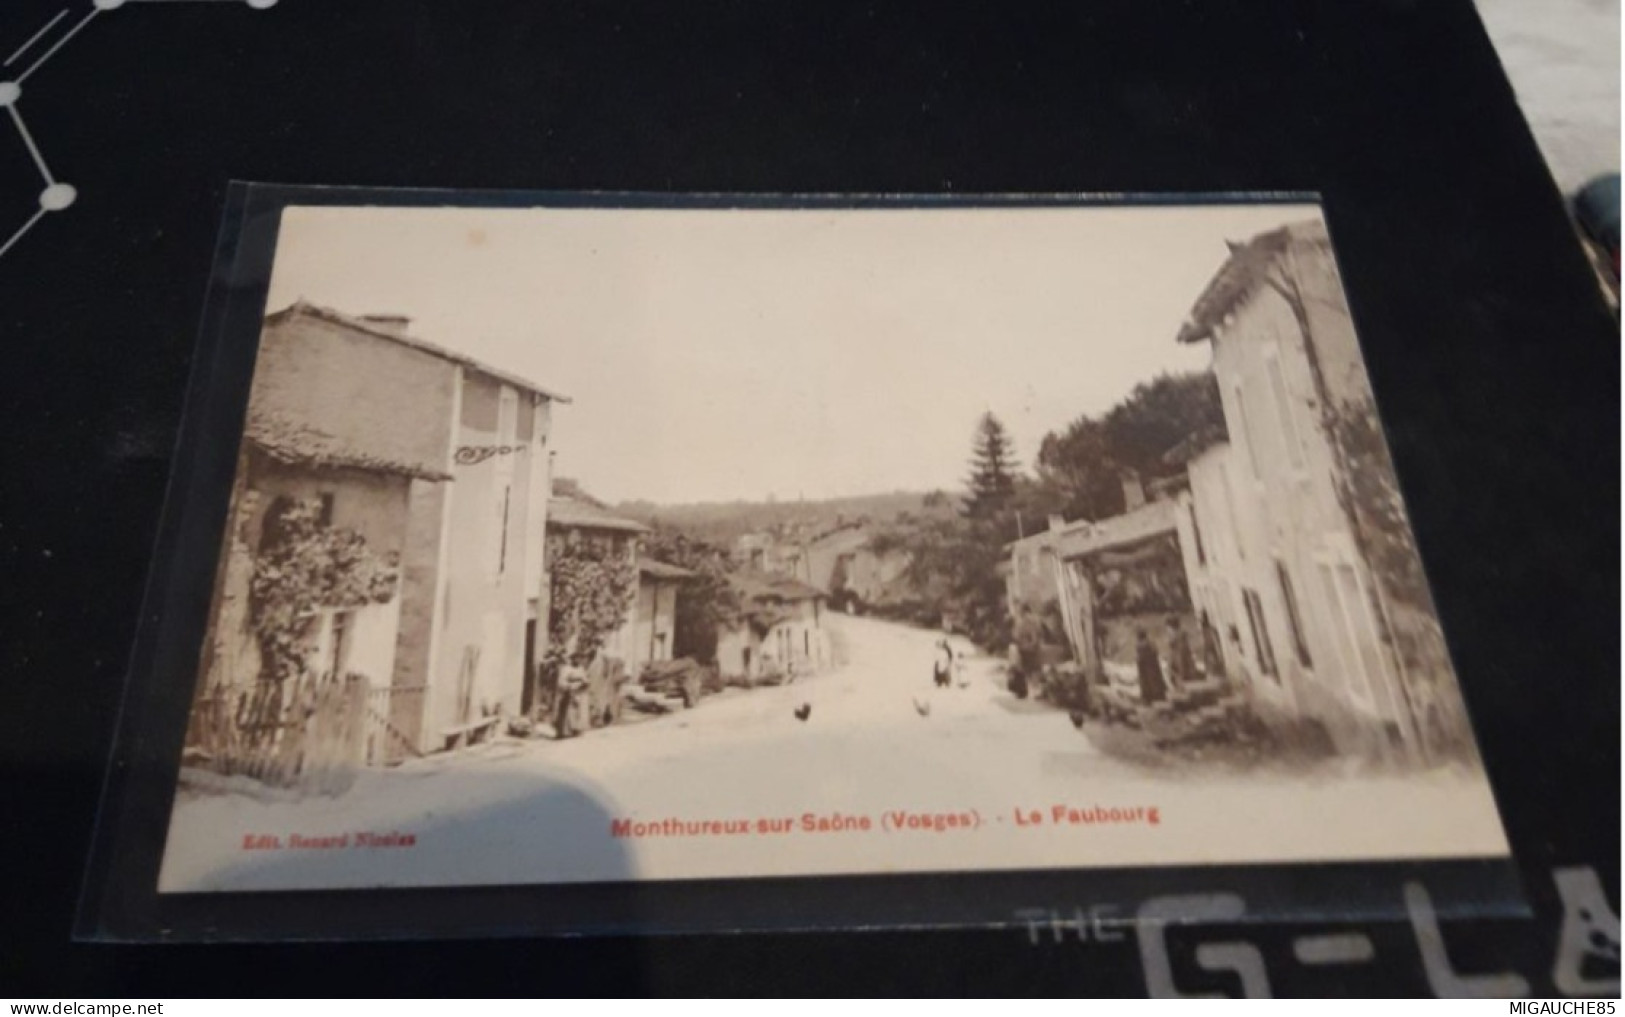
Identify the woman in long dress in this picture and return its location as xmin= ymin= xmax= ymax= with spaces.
xmin=1135 ymin=629 xmax=1167 ymax=704
xmin=933 ymin=638 xmax=954 ymax=688
xmin=1166 ymin=616 xmax=1196 ymax=690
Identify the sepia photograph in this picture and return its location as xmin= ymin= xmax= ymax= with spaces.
xmin=156 ymin=199 xmax=1511 ymax=894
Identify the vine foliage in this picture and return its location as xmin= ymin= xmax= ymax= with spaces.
xmin=249 ymin=496 xmax=401 ymax=684
xmin=545 ymin=532 xmax=639 ymax=671
xmin=640 ymin=527 xmax=740 ymax=663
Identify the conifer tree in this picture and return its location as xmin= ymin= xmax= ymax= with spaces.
xmin=962 ymin=412 xmax=1019 ymax=521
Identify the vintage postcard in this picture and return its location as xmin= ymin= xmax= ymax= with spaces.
xmin=156 ymin=199 xmax=1511 ymax=894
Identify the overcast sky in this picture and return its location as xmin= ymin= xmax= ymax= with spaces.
xmin=263 ymin=201 xmax=1320 ymax=505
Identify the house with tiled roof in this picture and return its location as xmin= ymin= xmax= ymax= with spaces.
xmin=715 ymin=570 xmax=830 ymax=682
xmin=545 ymin=491 xmax=652 ymax=534
xmin=542 ymin=487 xmax=694 ymax=691
xmin=190 ymin=301 xmax=567 ymax=770
xmin=802 ymin=523 xmax=914 ymax=614
xmin=1173 ymin=219 xmax=1470 ymax=764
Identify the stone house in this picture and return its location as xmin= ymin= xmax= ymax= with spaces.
xmin=732 ymin=531 xmax=811 ymax=582
xmin=1001 ymin=517 xmax=1070 ymax=620
xmin=193 ymin=302 xmax=567 ymax=766
xmin=1045 ymin=499 xmax=1211 ymax=691
xmin=542 ymin=493 xmax=692 ymax=687
xmin=804 ymin=523 xmax=913 ymax=612
xmin=715 ymin=572 xmax=830 ymax=681
xmin=627 ymin=559 xmax=695 ymax=672
xmin=1174 ymin=219 xmax=1472 ymax=763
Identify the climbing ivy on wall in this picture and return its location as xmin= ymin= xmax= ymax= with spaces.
xmin=545 ymin=533 xmax=639 ymax=671
xmin=1329 ymin=400 xmax=1428 ymax=607
xmin=249 ymin=496 xmax=401 ymax=685
xmin=640 ymin=527 xmax=740 ymax=664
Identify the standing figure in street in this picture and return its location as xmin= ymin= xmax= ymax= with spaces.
xmin=553 ymin=664 xmax=588 ymax=739
xmin=1135 ymin=628 xmax=1167 ymax=705
xmin=1166 ymin=615 xmax=1196 ymax=691
xmin=933 ymin=638 xmax=954 ymax=688
xmin=1006 ymin=641 xmax=1024 ymax=690
xmin=1013 ymin=604 xmax=1042 ymax=700
xmin=1225 ymin=624 xmax=1254 ymax=688
xmin=1200 ymin=610 xmax=1226 ymax=682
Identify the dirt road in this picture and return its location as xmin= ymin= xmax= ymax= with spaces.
xmin=160 ymin=615 xmax=1509 ymax=892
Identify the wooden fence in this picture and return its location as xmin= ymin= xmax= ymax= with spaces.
xmin=365 ymin=683 xmax=426 ymax=766
xmin=187 ymin=670 xmax=370 ymax=795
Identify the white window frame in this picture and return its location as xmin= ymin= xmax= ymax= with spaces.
xmin=1240 ymin=585 xmax=1279 ymax=683
xmin=1233 ymin=382 xmax=1264 ymax=483
xmin=1273 ymin=556 xmax=1314 ymax=672
xmin=1218 ymin=456 xmax=1246 ymax=562
xmin=1263 ymin=343 xmax=1308 ymax=472
xmin=1311 ymin=539 xmax=1387 ymax=715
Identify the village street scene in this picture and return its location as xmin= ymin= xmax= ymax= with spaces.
xmin=159 ymin=204 xmax=1510 ymax=892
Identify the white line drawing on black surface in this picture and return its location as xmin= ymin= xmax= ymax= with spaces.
xmin=4 ymin=9 xmax=69 ymax=66
xmin=0 ymin=0 xmax=277 ymax=262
